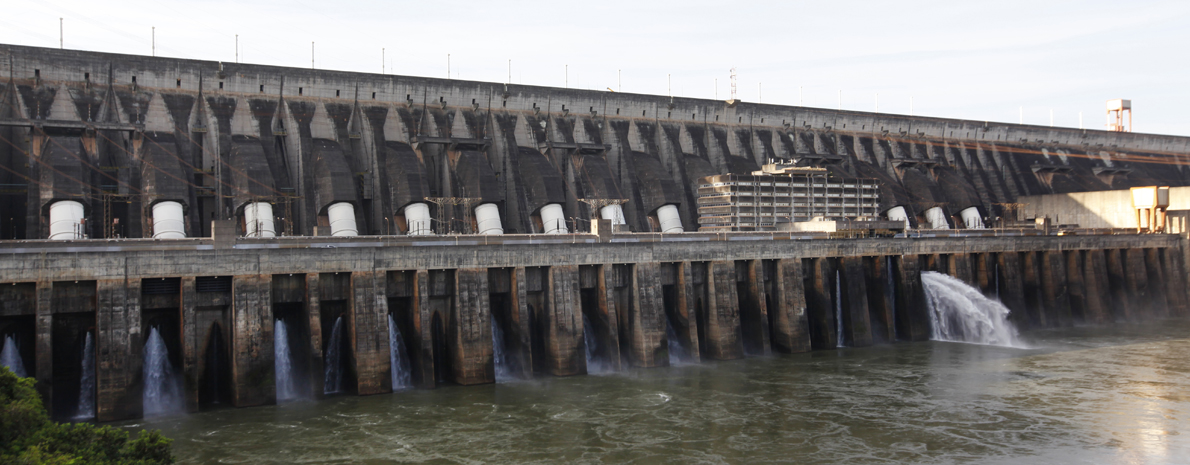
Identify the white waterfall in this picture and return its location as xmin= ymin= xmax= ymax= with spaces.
xmin=1 ymin=336 xmax=26 ymax=378
xmin=921 ymin=271 xmax=1023 ymax=348
xmin=324 ymin=317 xmax=344 ymax=394
xmin=275 ymin=319 xmax=298 ymax=401
xmin=492 ymin=317 xmax=511 ymax=382
xmin=389 ymin=314 xmax=411 ymax=389
xmin=583 ymin=313 xmax=606 ymax=374
xmin=75 ymin=332 xmax=95 ymax=420
xmin=144 ymin=327 xmax=184 ymax=415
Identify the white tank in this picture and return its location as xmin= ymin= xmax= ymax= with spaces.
xmin=600 ymin=205 xmax=626 ymax=225
xmin=48 ymin=200 xmax=85 ymax=240
xmin=885 ymin=206 xmax=910 ymax=230
xmin=152 ymin=201 xmax=186 ymax=239
xmin=656 ymin=204 xmax=683 ymax=233
xmin=243 ymin=202 xmax=276 ymax=238
xmin=539 ymin=203 xmax=568 ymax=234
xmin=924 ymin=206 xmax=950 ymax=230
xmin=327 ymin=202 xmax=358 ymax=237
xmin=404 ymin=202 xmax=432 ymax=236
xmin=474 ymin=203 xmax=504 ymax=235
xmin=959 ymin=206 xmax=985 ymax=229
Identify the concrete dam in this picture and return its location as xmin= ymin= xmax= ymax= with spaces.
xmin=0 ymin=44 xmax=1188 ymax=423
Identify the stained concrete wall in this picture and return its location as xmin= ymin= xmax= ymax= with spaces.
xmin=1019 ymin=186 xmax=1190 ymax=232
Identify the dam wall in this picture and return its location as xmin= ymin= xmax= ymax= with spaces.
xmin=0 ymin=230 xmax=1185 ymax=421
xmin=2 ymin=44 xmax=1190 ymax=242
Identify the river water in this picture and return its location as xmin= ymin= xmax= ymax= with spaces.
xmin=118 ymin=320 xmax=1190 ymax=464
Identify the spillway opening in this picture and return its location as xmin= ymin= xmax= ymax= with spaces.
xmin=0 ymin=191 xmax=28 ymax=239
xmin=805 ymin=259 xmax=841 ymax=350
xmin=524 ymin=267 xmax=548 ymax=376
xmin=142 ymin=309 xmax=184 ymax=416
xmin=197 ymin=310 xmax=232 ymax=409
xmin=1 ymin=315 xmax=34 ymax=379
xmin=734 ymin=261 xmax=765 ymax=356
xmin=273 ymin=304 xmax=311 ymax=400
xmin=580 ymin=286 xmax=614 ymax=374
xmin=691 ymin=262 xmax=710 ymax=360
xmin=385 ymin=270 xmax=419 ymax=387
xmin=51 ymin=313 xmax=95 ymax=421
xmin=661 ymin=283 xmax=692 ymax=364
xmin=430 ymin=313 xmax=451 ymax=385
xmin=489 ymin=292 xmax=516 ymax=381
xmin=320 ymin=305 xmax=356 ymax=395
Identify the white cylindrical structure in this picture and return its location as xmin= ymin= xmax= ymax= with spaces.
xmin=924 ymin=206 xmax=950 ymax=230
xmin=404 ymin=202 xmax=432 ymax=236
xmin=959 ymin=206 xmax=984 ymax=229
xmin=327 ymin=202 xmax=358 ymax=237
xmin=539 ymin=203 xmax=568 ymax=234
xmin=48 ymin=200 xmax=85 ymax=240
xmin=151 ymin=201 xmax=186 ymax=239
xmin=885 ymin=206 xmax=910 ymax=230
xmin=243 ymin=202 xmax=276 ymax=238
xmin=600 ymin=205 xmax=626 ymax=225
xmin=656 ymin=204 xmax=683 ymax=233
xmin=474 ymin=203 xmax=504 ymax=235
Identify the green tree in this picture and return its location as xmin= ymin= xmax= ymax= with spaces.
xmin=0 ymin=366 xmax=173 ymax=464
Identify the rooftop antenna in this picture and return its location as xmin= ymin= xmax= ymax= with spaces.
xmin=235 ymin=34 xmax=238 ymax=63
xmin=59 ymin=18 xmax=63 ymax=49
xmin=152 ymin=27 xmax=155 ymax=57
xmin=311 ymin=41 xmax=314 ymax=69
xmin=447 ymin=53 xmax=450 ymax=79
xmin=382 ymin=48 xmax=385 ymax=74
xmin=729 ymin=67 xmax=737 ymax=101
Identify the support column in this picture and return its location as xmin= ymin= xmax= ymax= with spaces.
xmin=230 ymin=275 xmax=273 ymax=407
xmin=1021 ymin=252 xmax=1046 ymax=328
xmin=703 ymin=261 xmax=743 ymax=360
xmin=1143 ymin=249 xmax=1169 ymax=318
xmin=96 ymin=278 xmax=142 ymax=422
xmin=739 ymin=260 xmax=771 ymax=356
xmin=770 ymin=259 xmax=811 ymax=353
xmin=596 ymin=265 xmax=622 ymax=371
xmin=1161 ymin=247 xmax=1189 ymax=316
xmin=450 ymin=269 xmax=494 ymax=383
xmin=351 ymin=270 xmax=393 ymax=394
xmin=840 ymin=257 xmax=873 ymax=347
xmin=864 ymin=256 xmax=896 ymax=344
xmin=1105 ymin=249 xmax=1131 ymax=321
xmin=507 ymin=267 xmax=535 ymax=377
xmin=305 ymin=273 xmax=325 ymax=397
xmin=894 ymin=255 xmax=930 ymax=342
xmin=673 ymin=262 xmax=701 ymax=362
xmin=627 ymin=262 xmax=667 ymax=367
xmin=1064 ymin=251 xmax=1089 ymax=324
xmin=412 ymin=270 xmax=434 ymax=389
xmin=807 ymin=258 xmax=839 ymax=348
xmin=1082 ymin=250 xmax=1112 ymax=324
xmin=181 ymin=277 xmax=199 ymax=412
xmin=996 ymin=253 xmax=1029 ymax=328
xmin=947 ymin=253 xmax=976 ymax=286
xmin=1040 ymin=251 xmax=1073 ymax=327
xmin=34 ymin=280 xmax=52 ymax=411
xmin=1123 ymin=249 xmax=1150 ymax=320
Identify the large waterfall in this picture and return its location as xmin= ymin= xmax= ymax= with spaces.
xmin=75 ymin=332 xmax=95 ymax=420
xmin=275 ymin=319 xmax=298 ymax=401
xmin=389 ymin=314 xmax=411 ymax=389
xmin=323 ymin=317 xmax=344 ymax=394
xmin=144 ymin=326 xmax=183 ymax=415
xmin=1 ymin=335 xmax=25 ymax=377
xmin=492 ymin=317 xmax=511 ymax=382
xmin=921 ymin=271 xmax=1023 ymax=347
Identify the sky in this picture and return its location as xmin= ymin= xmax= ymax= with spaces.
xmin=2 ymin=0 xmax=1189 ymax=136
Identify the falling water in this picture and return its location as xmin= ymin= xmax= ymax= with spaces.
xmin=921 ymin=271 xmax=1023 ymax=347
xmin=74 ymin=332 xmax=95 ymax=420
xmin=835 ymin=270 xmax=845 ymax=348
xmin=583 ymin=313 xmax=605 ymax=374
xmin=665 ymin=313 xmax=688 ymax=365
xmin=389 ymin=314 xmax=411 ymax=389
xmin=1 ymin=335 xmax=26 ymax=377
xmin=492 ymin=317 xmax=511 ymax=382
xmin=323 ymin=317 xmax=344 ymax=395
xmin=275 ymin=319 xmax=297 ymax=401
xmin=144 ymin=327 xmax=183 ymax=416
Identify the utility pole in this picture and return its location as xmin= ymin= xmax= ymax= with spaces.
xmin=152 ymin=27 xmax=155 ymax=57
xmin=382 ymin=48 xmax=385 ymax=73
xmin=235 ymin=35 xmax=239 ymax=63
xmin=59 ymin=18 xmax=63 ymax=49
xmin=508 ymin=59 xmax=511 ymax=84
xmin=311 ymin=41 xmax=314 ymax=69
xmin=447 ymin=53 xmax=450 ymax=79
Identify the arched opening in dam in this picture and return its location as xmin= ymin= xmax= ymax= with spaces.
xmin=198 ymin=321 xmax=232 ymax=409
